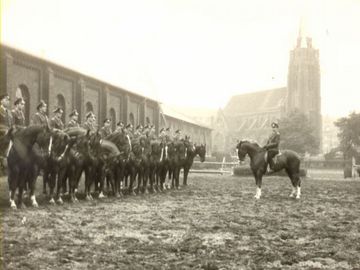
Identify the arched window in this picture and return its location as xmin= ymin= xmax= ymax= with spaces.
xmin=85 ymin=102 xmax=93 ymax=113
xmin=56 ymin=94 xmax=66 ymax=123
xmin=146 ymin=117 xmax=150 ymax=125
xmin=129 ymin=113 xmax=134 ymax=126
xmin=109 ymin=108 xmax=116 ymax=131
xmin=16 ymin=84 xmax=30 ymax=125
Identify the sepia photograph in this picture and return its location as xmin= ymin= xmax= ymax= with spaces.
xmin=1 ymin=0 xmax=360 ymax=269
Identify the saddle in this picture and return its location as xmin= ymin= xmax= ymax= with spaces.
xmin=264 ymin=150 xmax=281 ymax=163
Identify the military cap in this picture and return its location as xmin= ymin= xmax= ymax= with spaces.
xmin=175 ymin=129 xmax=181 ymax=134
xmin=159 ymin=127 xmax=165 ymax=133
xmin=125 ymin=123 xmax=132 ymax=129
xmin=37 ymin=100 xmax=47 ymax=110
xmin=0 ymin=93 xmax=9 ymax=101
xmin=271 ymin=122 xmax=279 ymax=128
xmin=166 ymin=127 xmax=171 ymax=131
xmin=103 ymin=118 xmax=111 ymax=124
xmin=143 ymin=124 xmax=149 ymax=129
xmin=69 ymin=109 xmax=79 ymax=117
xmin=117 ymin=121 xmax=124 ymax=127
xmin=136 ymin=124 xmax=143 ymax=130
xmin=53 ymin=107 xmax=63 ymax=114
xmin=85 ymin=111 xmax=95 ymax=119
xmin=14 ymin=97 xmax=25 ymax=106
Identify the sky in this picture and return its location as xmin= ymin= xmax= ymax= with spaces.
xmin=1 ymin=0 xmax=360 ymax=117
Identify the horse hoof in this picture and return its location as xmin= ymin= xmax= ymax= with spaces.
xmin=32 ymin=202 xmax=39 ymax=208
xmin=85 ymin=195 xmax=91 ymax=201
xmin=98 ymin=192 xmax=106 ymax=199
xmin=57 ymin=198 xmax=64 ymax=205
xmin=49 ymin=198 xmax=56 ymax=205
xmin=130 ymin=191 xmax=137 ymax=196
xmin=296 ymin=195 xmax=301 ymax=200
xmin=10 ymin=204 xmax=17 ymax=210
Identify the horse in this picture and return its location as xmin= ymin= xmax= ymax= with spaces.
xmin=7 ymin=125 xmax=54 ymax=209
xmin=182 ymin=143 xmax=206 ymax=186
xmin=236 ymin=140 xmax=302 ymax=199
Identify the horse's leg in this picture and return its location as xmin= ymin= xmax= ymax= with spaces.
xmin=183 ymin=166 xmax=190 ymax=186
xmin=84 ymin=166 xmax=92 ymax=200
xmin=98 ymin=165 xmax=106 ymax=199
xmin=8 ymin=165 xmax=19 ymax=209
xmin=29 ymin=165 xmax=39 ymax=207
xmin=56 ymin=166 xmax=67 ymax=204
xmin=285 ymin=168 xmax=297 ymax=198
xmin=254 ymin=171 xmax=262 ymax=199
xmin=48 ymin=168 xmax=57 ymax=205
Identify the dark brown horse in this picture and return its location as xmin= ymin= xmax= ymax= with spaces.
xmin=182 ymin=144 xmax=206 ymax=186
xmin=236 ymin=140 xmax=301 ymax=199
xmin=7 ymin=126 xmax=54 ymax=209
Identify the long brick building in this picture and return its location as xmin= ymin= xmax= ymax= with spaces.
xmin=0 ymin=44 xmax=212 ymax=150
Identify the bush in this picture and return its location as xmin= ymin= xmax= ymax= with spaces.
xmin=233 ymin=166 xmax=307 ymax=177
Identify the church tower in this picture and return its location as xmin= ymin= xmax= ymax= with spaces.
xmin=287 ymin=24 xmax=322 ymax=151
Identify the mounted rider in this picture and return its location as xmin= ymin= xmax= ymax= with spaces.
xmin=99 ymin=118 xmax=112 ymax=138
xmin=12 ymin=98 xmax=26 ymax=128
xmin=82 ymin=111 xmax=97 ymax=133
xmin=0 ymin=94 xmax=13 ymax=164
xmin=31 ymin=100 xmax=49 ymax=127
xmin=50 ymin=107 xmax=65 ymax=130
xmin=263 ymin=122 xmax=280 ymax=172
xmin=67 ymin=109 xmax=80 ymax=128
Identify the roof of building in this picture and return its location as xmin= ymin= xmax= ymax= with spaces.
xmin=224 ymin=87 xmax=287 ymax=115
xmin=160 ymin=104 xmax=212 ymax=130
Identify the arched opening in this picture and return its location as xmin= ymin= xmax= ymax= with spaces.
xmin=56 ymin=94 xmax=66 ymax=123
xmin=109 ymin=108 xmax=116 ymax=131
xmin=85 ymin=102 xmax=93 ymax=114
xmin=129 ymin=113 xmax=135 ymax=126
xmin=146 ymin=116 xmax=150 ymax=125
xmin=16 ymin=84 xmax=30 ymax=125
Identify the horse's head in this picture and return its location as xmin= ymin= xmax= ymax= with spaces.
xmin=50 ymin=129 xmax=71 ymax=159
xmin=195 ymin=144 xmax=206 ymax=162
xmin=236 ymin=140 xmax=247 ymax=161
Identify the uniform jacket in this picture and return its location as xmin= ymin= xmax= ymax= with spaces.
xmin=99 ymin=126 xmax=112 ymax=138
xmin=67 ymin=119 xmax=80 ymax=128
xmin=11 ymin=109 xmax=25 ymax=128
xmin=0 ymin=106 xmax=13 ymax=128
xmin=82 ymin=121 xmax=96 ymax=133
xmin=31 ymin=112 xmax=49 ymax=127
xmin=264 ymin=131 xmax=280 ymax=150
xmin=50 ymin=116 xmax=64 ymax=130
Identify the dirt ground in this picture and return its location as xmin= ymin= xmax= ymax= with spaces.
xmin=1 ymin=172 xmax=360 ymax=270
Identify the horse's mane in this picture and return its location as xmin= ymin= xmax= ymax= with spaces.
xmin=239 ymin=139 xmax=262 ymax=149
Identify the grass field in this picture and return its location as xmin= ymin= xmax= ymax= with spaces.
xmin=1 ymin=172 xmax=360 ymax=269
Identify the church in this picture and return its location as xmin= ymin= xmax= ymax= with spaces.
xmin=212 ymin=30 xmax=322 ymax=154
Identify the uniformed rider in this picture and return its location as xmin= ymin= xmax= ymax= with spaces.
xmin=67 ymin=109 xmax=80 ymax=128
xmin=31 ymin=100 xmax=49 ymax=127
xmin=50 ymin=107 xmax=65 ymax=130
xmin=12 ymin=98 xmax=26 ymax=128
xmin=263 ymin=122 xmax=280 ymax=172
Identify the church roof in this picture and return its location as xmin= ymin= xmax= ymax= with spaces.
xmin=224 ymin=87 xmax=287 ymax=115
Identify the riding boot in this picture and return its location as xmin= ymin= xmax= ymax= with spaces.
xmin=267 ymin=158 xmax=275 ymax=173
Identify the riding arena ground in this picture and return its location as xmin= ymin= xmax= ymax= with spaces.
xmin=1 ymin=170 xmax=360 ymax=269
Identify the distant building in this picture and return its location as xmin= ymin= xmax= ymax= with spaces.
xmin=160 ymin=104 xmax=212 ymax=155
xmin=213 ymin=30 xmax=322 ymax=153
xmin=0 ymin=45 xmax=212 ymax=144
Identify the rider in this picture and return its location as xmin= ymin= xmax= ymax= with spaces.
xmin=99 ymin=118 xmax=112 ymax=138
xmin=82 ymin=111 xmax=97 ymax=133
xmin=50 ymin=107 xmax=65 ymax=130
xmin=263 ymin=122 xmax=280 ymax=172
xmin=67 ymin=109 xmax=80 ymax=128
xmin=12 ymin=97 xmax=26 ymax=128
xmin=31 ymin=100 xmax=49 ymax=127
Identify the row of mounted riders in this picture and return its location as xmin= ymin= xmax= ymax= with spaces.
xmin=2 ymin=125 xmax=206 ymax=209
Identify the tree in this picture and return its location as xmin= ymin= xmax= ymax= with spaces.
xmin=334 ymin=112 xmax=360 ymax=159
xmin=278 ymin=110 xmax=320 ymax=155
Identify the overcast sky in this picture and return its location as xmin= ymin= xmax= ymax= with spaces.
xmin=1 ymin=0 xmax=359 ymax=117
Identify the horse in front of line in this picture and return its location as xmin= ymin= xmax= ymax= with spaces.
xmin=236 ymin=140 xmax=302 ymax=199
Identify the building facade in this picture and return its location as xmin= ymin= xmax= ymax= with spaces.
xmin=212 ymin=32 xmax=322 ymax=153
xmin=160 ymin=104 xmax=212 ymax=155
xmin=1 ymin=45 xmax=211 ymax=144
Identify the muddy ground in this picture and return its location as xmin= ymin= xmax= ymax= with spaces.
xmin=1 ymin=172 xmax=360 ymax=270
